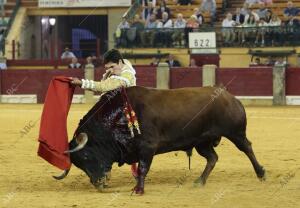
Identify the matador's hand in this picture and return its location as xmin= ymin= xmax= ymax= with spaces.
xmin=70 ymin=77 xmax=82 ymax=86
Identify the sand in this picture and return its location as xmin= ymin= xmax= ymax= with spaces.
xmin=0 ymin=104 xmax=299 ymax=208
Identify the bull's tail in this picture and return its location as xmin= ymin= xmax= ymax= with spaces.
xmin=186 ymin=148 xmax=193 ymax=170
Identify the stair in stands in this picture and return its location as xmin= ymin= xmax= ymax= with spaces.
xmin=20 ymin=0 xmax=38 ymax=7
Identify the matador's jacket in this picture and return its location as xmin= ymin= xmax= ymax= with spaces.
xmin=80 ymin=59 xmax=136 ymax=92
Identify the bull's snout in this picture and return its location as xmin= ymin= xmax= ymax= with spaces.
xmin=90 ymin=177 xmax=105 ymax=191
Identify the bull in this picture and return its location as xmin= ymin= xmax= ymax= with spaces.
xmin=54 ymin=86 xmax=265 ymax=194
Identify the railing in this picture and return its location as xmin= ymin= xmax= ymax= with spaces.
xmin=222 ymin=0 xmax=228 ymax=12
xmin=115 ymin=25 xmax=300 ymax=48
xmin=122 ymin=0 xmax=141 ymax=21
xmin=0 ymin=0 xmax=20 ymax=54
xmin=9 ymin=37 xmax=101 ymax=60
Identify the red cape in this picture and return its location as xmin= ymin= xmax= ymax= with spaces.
xmin=38 ymin=76 xmax=75 ymax=170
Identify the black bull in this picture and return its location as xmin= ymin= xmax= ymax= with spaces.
xmin=54 ymin=86 xmax=265 ymax=194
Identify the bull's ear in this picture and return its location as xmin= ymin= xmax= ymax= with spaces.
xmin=65 ymin=133 xmax=88 ymax=153
xmin=76 ymin=133 xmax=86 ymax=144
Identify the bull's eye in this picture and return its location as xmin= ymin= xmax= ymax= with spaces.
xmin=83 ymin=152 xmax=89 ymax=160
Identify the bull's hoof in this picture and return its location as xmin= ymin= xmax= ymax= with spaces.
xmin=193 ymin=177 xmax=205 ymax=187
xmin=258 ymin=173 xmax=266 ymax=182
xmin=96 ymin=183 xmax=105 ymax=192
xmin=92 ymin=177 xmax=106 ymax=191
xmin=131 ymin=186 xmax=144 ymax=195
xmin=257 ymin=167 xmax=266 ymax=181
xmin=105 ymin=171 xmax=111 ymax=181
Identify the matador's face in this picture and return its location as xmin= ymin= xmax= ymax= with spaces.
xmin=104 ymin=61 xmax=122 ymax=76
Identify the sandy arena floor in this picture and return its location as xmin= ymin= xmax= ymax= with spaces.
xmin=0 ymin=104 xmax=299 ymax=208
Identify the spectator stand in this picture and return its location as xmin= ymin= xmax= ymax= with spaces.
xmin=0 ymin=0 xmax=20 ymax=54
xmin=166 ymin=0 xmax=225 ymax=24
xmin=248 ymin=49 xmax=295 ymax=67
xmin=122 ymin=51 xmax=169 ymax=63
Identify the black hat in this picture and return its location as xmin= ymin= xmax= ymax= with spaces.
xmin=103 ymin=49 xmax=124 ymax=64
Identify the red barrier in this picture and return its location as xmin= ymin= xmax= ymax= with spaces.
xmin=170 ymin=67 xmax=202 ymax=88
xmin=190 ymin=54 xmax=220 ymax=67
xmin=286 ymin=68 xmax=300 ymax=95
xmin=1 ymin=67 xmax=299 ymax=103
xmin=217 ymin=68 xmax=273 ymax=96
xmin=94 ymin=68 xmax=106 ymax=80
xmin=0 ymin=66 xmax=156 ymax=103
xmin=0 ymin=69 xmax=84 ymax=103
xmin=135 ymin=66 xmax=156 ymax=87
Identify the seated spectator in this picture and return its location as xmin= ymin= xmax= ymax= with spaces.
xmin=251 ymin=57 xmax=261 ymax=65
xmin=150 ymin=57 xmax=160 ymax=66
xmin=68 ymin=57 xmax=81 ymax=69
xmin=239 ymin=14 xmax=257 ymax=44
xmin=186 ymin=15 xmax=200 ymax=29
xmin=265 ymin=56 xmax=275 ymax=65
xmin=241 ymin=2 xmax=250 ymax=16
xmin=0 ymin=54 xmax=7 ymax=70
xmin=222 ymin=13 xmax=236 ymax=45
xmin=85 ymin=56 xmax=95 ymax=69
xmin=128 ymin=14 xmax=145 ymax=46
xmin=200 ymin=0 xmax=216 ymax=25
xmin=157 ymin=12 xmax=173 ymax=28
xmin=115 ymin=17 xmax=130 ymax=47
xmin=156 ymin=1 xmax=171 ymax=19
xmin=265 ymin=10 xmax=272 ymax=23
xmin=141 ymin=0 xmax=156 ymax=7
xmin=193 ymin=8 xmax=205 ymax=25
xmin=91 ymin=55 xmax=102 ymax=68
xmin=176 ymin=0 xmax=192 ymax=5
xmin=255 ymin=2 xmax=269 ymax=19
xmin=172 ymin=13 xmax=186 ymax=47
xmin=245 ymin=0 xmax=262 ymax=7
xmin=189 ymin=58 xmax=199 ymax=67
xmin=166 ymin=54 xmax=181 ymax=67
xmin=233 ymin=8 xmax=245 ymax=25
xmin=157 ymin=12 xmax=173 ymax=47
xmin=233 ymin=8 xmax=245 ymax=43
xmin=61 ymin=47 xmax=75 ymax=60
xmin=255 ymin=18 xmax=268 ymax=46
xmin=141 ymin=1 xmax=156 ymax=21
xmin=261 ymin=0 xmax=272 ymax=5
xmin=244 ymin=9 xmax=260 ymax=23
xmin=274 ymin=57 xmax=287 ymax=66
xmin=283 ymin=1 xmax=300 ymax=25
xmin=141 ymin=14 xmax=158 ymax=47
xmin=268 ymin=14 xmax=282 ymax=46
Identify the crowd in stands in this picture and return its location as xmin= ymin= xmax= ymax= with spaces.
xmin=221 ymin=1 xmax=300 ymax=47
xmin=148 ymin=55 xmax=207 ymax=67
xmin=60 ymin=47 xmax=102 ymax=69
xmin=250 ymin=56 xmax=288 ymax=66
xmin=116 ymin=0 xmax=300 ymax=48
xmin=149 ymin=54 xmax=182 ymax=66
xmin=116 ymin=0 xmax=216 ymax=48
xmin=0 ymin=2 xmax=8 ymax=45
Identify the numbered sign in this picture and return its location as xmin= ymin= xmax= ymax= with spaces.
xmin=189 ymin=32 xmax=216 ymax=49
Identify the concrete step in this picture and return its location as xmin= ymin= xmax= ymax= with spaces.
xmin=21 ymin=0 xmax=38 ymax=7
xmin=5 ymin=9 xmax=13 ymax=17
xmin=4 ymin=2 xmax=17 ymax=10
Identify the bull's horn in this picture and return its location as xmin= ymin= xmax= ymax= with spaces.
xmin=64 ymin=133 xmax=88 ymax=154
xmin=53 ymin=169 xmax=70 ymax=180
